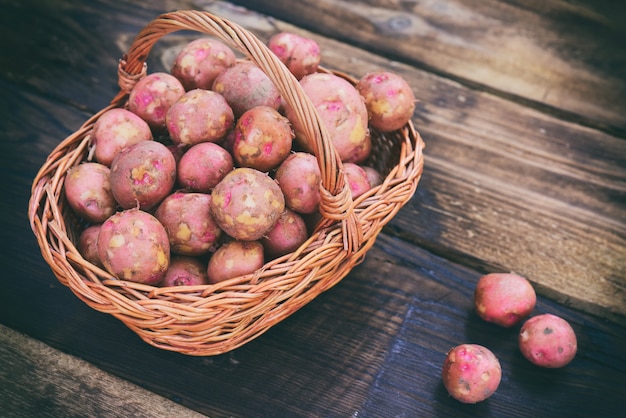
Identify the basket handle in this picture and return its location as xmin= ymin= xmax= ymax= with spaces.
xmin=114 ymin=10 xmax=362 ymax=253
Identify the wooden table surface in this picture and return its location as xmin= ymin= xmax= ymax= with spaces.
xmin=2 ymin=0 xmax=625 ymax=417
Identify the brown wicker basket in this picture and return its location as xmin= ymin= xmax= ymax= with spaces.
xmin=28 ymin=10 xmax=424 ymax=356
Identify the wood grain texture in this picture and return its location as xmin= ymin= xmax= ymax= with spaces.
xmin=193 ymin=1 xmax=626 ymax=322
xmin=229 ymin=0 xmax=626 ymax=135
xmin=1 ymin=0 xmax=626 ymax=417
xmin=0 ymin=325 xmax=204 ymax=418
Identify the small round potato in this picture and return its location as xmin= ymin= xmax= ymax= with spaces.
xmin=343 ymin=162 xmax=371 ymax=199
xmin=519 ymin=314 xmax=577 ymax=368
xmin=154 ymin=192 xmax=222 ymax=256
xmin=474 ymin=273 xmax=537 ymax=327
xmin=206 ymin=240 xmax=265 ymax=284
xmin=288 ymin=72 xmax=371 ymax=163
xmin=232 ymin=106 xmax=293 ymax=172
xmin=97 ymin=208 xmax=170 ymax=285
xmin=442 ymin=344 xmax=501 ymax=404
xmin=356 ymin=70 xmax=416 ymax=132
xmin=109 ymin=141 xmax=177 ymax=211
xmin=91 ymin=108 xmax=152 ymax=166
xmin=161 ymin=255 xmax=209 ymax=287
xmin=210 ymin=168 xmax=285 ymax=241
xmin=78 ymin=224 xmax=103 ymax=267
xmin=171 ymin=37 xmax=236 ymax=90
xmin=274 ymin=152 xmax=321 ymax=215
xmin=128 ymin=72 xmax=185 ymax=130
xmin=166 ymin=89 xmax=234 ymax=146
xmin=212 ymin=61 xmax=282 ymax=117
xmin=267 ymin=32 xmax=321 ymax=80
xmin=64 ymin=162 xmax=117 ymax=223
xmin=261 ymin=208 xmax=309 ymax=259
xmin=177 ymin=142 xmax=234 ymax=193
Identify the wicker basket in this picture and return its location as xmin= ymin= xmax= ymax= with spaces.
xmin=28 ymin=10 xmax=424 ymax=356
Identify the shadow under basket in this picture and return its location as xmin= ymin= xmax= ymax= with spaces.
xmin=28 ymin=10 xmax=425 ymax=356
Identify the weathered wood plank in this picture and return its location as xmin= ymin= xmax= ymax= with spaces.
xmin=0 ymin=324 xmax=204 ymax=417
xmin=1 ymin=1 xmax=626 ymax=417
xmin=190 ymin=2 xmax=626 ymax=322
xmin=229 ymin=0 xmax=626 ymax=135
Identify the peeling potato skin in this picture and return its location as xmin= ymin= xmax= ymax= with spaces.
xmin=210 ymin=167 xmax=285 ymax=241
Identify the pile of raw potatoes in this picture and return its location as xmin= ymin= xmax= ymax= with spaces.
xmin=65 ymin=32 xmax=416 ymax=287
xmin=441 ymin=273 xmax=578 ymax=404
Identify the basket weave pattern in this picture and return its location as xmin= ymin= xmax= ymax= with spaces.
xmin=28 ymin=10 xmax=424 ymax=356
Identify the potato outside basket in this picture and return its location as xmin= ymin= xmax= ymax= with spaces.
xmin=28 ymin=10 xmax=425 ymax=356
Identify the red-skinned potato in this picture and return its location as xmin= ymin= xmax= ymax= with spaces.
xmin=356 ymin=70 xmax=416 ymax=132
xmin=154 ymin=192 xmax=222 ymax=256
xmin=287 ymin=72 xmax=371 ymax=163
xmin=161 ymin=255 xmax=209 ymax=287
xmin=128 ymin=72 xmax=185 ymax=131
xmin=78 ymin=224 xmax=103 ymax=268
xmin=474 ymin=273 xmax=537 ymax=327
xmin=212 ymin=61 xmax=282 ymax=117
xmin=232 ymin=106 xmax=293 ymax=172
xmin=166 ymin=89 xmax=234 ymax=146
xmin=267 ymin=32 xmax=321 ymax=80
xmin=442 ymin=344 xmax=502 ymax=404
xmin=176 ymin=142 xmax=234 ymax=193
xmin=343 ymin=162 xmax=371 ymax=199
xmin=362 ymin=165 xmax=383 ymax=188
xmin=519 ymin=314 xmax=577 ymax=368
xmin=109 ymin=141 xmax=177 ymax=211
xmin=64 ymin=162 xmax=117 ymax=224
xmin=91 ymin=108 xmax=152 ymax=167
xmin=274 ymin=152 xmax=321 ymax=215
xmin=261 ymin=208 xmax=309 ymax=258
xmin=206 ymin=240 xmax=264 ymax=284
xmin=97 ymin=208 xmax=170 ymax=285
xmin=210 ymin=167 xmax=285 ymax=241
xmin=170 ymin=37 xmax=236 ymax=91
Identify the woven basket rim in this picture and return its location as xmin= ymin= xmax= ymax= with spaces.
xmin=28 ymin=9 xmax=425 ymax=356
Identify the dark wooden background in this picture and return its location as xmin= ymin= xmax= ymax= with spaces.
xmin=1 ymin=0 xmax=625 ymax=417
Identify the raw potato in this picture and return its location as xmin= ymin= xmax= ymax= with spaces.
xmin=362 ymin=165 xmax=383 ymax=188
xmin=287 ymin=72 xmax=371 ymax=163
xmin=261 ymin=208 xmax=309 ymax=258
xmin=170 ymin=37 xmax=236 ymax=90
xmin=267 ymin=32 xmax=321 ymax=80
xmin=176 ymin=142 xmax=234 ymax=193
xmin=166 ymin=89 xmax=234 ymax=146
xmin=206 ymin=240 xmax=265 ymax=284
xmin=232 ymin=106 xmax=293 ymax=171
xmin=212 ymin=61 xmax=282 ymax=117
xmin=442 ymin=344 xmax=502 ymax=404
xmin=356 ymin=70 xmax=416 ymax=132
xmin=210 ymin=167 xmax=285 ymax=241
xmin=109 ymin=141 xmax=177 ymax=210
xmin=274 ymin=152 xmax=321 ymax=214
xmin=161 ymin=255 xmax=209 ymax=287
xmin=78 ymin=224 xmax=103 ymax=268
xmin=154 ymin=192 xmax=222 ymax=256
xmin=64 ymin=162 xmax=117 ymax=223
xmin=97 ymin=208 xmax=170 ymax=285
xmin=519 ymin=314 xmax=577 ymax=368
xmin=343 ymin=162 xmax=371 ymax=199
xmin=128 ymin=72 xmax=185 ymax=130
xmin=474 ymin=273 xmax=537 ymax=327
xmin=91 ymin=108 xmax=152 ymax=166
